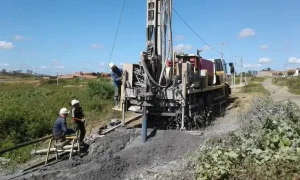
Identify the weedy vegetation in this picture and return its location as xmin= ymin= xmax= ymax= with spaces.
xmin=0 ymin=78 xmax=121 ymax=172
xmin=241 ymin=82 xmax=269 ymax=95
xmin=188 ymin=97 xmax=300 ymax=180
xmin=273 ymin=77 xmax=300 ymax=95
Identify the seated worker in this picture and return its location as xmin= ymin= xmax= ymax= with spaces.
xmin=53 ymin=107 xmax=75 ymax=149
xmin=71 ymin=99 xmax=86 ymax=145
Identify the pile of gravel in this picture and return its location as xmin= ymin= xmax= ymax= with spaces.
xmin=13 ymin=128 xmax=201 ymax=180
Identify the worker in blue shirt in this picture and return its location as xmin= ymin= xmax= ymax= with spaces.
xmin=53 ymin=107 xmax=75 ymax=149
xmin=109 ymin=62 xmax=123 ymax=108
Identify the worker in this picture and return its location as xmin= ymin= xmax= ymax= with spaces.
xmin=109 ymin=62 xmax=123 ymax=108
xmin=71 ymin=99 xmax=86 ymax=145
xmin=53 ymin=107 xmax=75 ymax=149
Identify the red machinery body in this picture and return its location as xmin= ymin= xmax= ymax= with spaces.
xmin=201 ymin=58 xmax=214 ymax=85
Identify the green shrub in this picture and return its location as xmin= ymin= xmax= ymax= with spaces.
xmin=0 ymin=79 xmax=119 ymax=169
xmin=189 ymin=98 xmax=300 ymax=180
xmin=86 ymin=79 xmax=114 ymax=100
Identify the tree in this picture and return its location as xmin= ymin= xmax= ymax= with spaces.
xmin=1 ymin=69 xmax=6 ymax=74
xmin=248 ymin=70 xmax=252 ymax=76
xmin=26 ymin=69 xmax=33 ymax=74
xmin=287 ymin=69 xmax=296 ymax=76
xmin=279 ymin=72 xmax=283 ymax=76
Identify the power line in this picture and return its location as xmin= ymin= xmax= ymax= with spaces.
xmin=172 ymin=7 xmax=220 ymax=55
xmin=106 ymin=0 xmax=126 ymax=73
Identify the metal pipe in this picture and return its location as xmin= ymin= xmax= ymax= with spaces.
xmin=0 ymin=135 xmax=53 ymax=155
xmin=181 ymin=70 xmax=186 ymax=130
xmin=142 ymin=107 xmax=147 ymax=143
xmin=121 ymin=70 xmax=127 ymax=126
xmin=32 ymin=144 xmax=79 ymax=155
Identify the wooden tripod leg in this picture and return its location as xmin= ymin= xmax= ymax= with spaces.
xmin=69 ymin=138 xmax=75 ymax=159
xmin=45 ymin=138 xmax=52 ymax=164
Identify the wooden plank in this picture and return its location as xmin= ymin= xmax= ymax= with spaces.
xmin=100 ymin=114 xmax=142 ymax=135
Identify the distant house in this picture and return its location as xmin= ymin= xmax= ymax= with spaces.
xmin=294 ymin=68 xmax=300 ymax=76
xmin=257 ymin=71 xmax=273 ymax=77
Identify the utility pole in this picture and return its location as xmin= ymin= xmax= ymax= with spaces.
xmin=240 ymin=58 xmax=243 ymax=84
xmin=284 ymin=64 xmax=287 ymax=77
xmin=244 ymin=67 xmax=247 ymax=84
xmin=218 ymin=42 xmax=230 ymax=59
xmin=233 ymin=56 xmax=240 ymax=87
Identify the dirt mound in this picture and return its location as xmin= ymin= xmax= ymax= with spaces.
xmin=14 ymin=128 xmax=202 ymax=180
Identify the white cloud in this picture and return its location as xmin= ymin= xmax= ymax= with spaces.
xmin=0 ymin=63 xmax=9 ymax=66
xmin=0 ymin=41 xmax=14 ymax=49
xmin=40 ymin=66 xmax=47 ymax=69
xmin=238 ymin=28 xmax=256 ymax=38
xmin=91 ymin=44 xmax=103 ymax=49
xmin=258 ymin=57 xmax=272 ymax=64
xmin=119 ymin=62 xmax=124 ymax=66
xmin=55 ymin=65 xmax=64 ymax=69
xmin=100 ymin=62 xmax=105 ymax=66
xmin=174 ymin=44 xmax=193 ymax=52
xmin=243 ymin=63 xmax=262 ymax=68
xmin=14 ymin=35 xmax=25 ymax=40
xmin=288 ymin=57 xmax=300 ymax=64
xmin=175 ymin=35 xmax=184 ymax=41
xmin=259 ymin=44 xmax=269 ymax=50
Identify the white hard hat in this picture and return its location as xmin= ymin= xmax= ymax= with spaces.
xmin=109 ymin=63 xmax=115 ymax=68
xmin=59 ymin=108 xmax=70 ymax=114
xmin=71 ymin=99 xmax=79 ymax=106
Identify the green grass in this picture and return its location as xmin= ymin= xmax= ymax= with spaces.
xmin=241 ymin=82 xmax=269 ymax=95
xmin=273 ymin=77 xmax=300 ymax=95
xmin=249 ymin=77 xmax=267 ymax=82
xmin=0 ymin=78 xmax=121 ymax=170
xmin=229 ymin=76 xmax=266 ymax=86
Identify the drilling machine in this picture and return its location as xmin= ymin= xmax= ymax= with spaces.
xmin=118 ymin=0 xmax=233 ymax=143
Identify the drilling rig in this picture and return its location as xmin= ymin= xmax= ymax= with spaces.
xmin=116 ymin=0 xmax=233 ymax=143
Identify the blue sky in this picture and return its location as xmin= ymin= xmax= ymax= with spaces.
xmin=0 ymin=0 xmax=299 ymax=75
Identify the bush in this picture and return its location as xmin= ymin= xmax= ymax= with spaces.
xmin=0 ymin=79 xmax=119 ymax=169
xmin=86 ymin=79 xmax=114 ymax=100
xmin=189 ymin=98 xmax=300 ymax=180
xmin=287 ymin=69 xmax=296 ymax=76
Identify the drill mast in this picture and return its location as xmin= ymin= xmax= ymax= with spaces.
xmin=145 ymin=0 xmax=173 ymax=85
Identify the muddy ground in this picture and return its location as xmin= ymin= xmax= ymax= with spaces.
xmin=3 ymin=80 xmax=286 ymax=180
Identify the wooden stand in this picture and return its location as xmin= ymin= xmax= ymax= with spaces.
xmin=45 ymin=131 xmax=80 ymax=164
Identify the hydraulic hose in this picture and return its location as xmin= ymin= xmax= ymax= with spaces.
xmin=140 ymin=57 xmax=170 ymax=88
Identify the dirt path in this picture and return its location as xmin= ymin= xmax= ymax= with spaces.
xmin=3 ymin=96 xmax=245 ymax=180
xmin=262 ymin=78 xmax=300 ymax=106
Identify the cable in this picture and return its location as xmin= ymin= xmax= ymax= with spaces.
xmin=106 ymin=0 xmax=126 ymax=73
xmin=172 ymin=7 xmax=220 ymax=55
